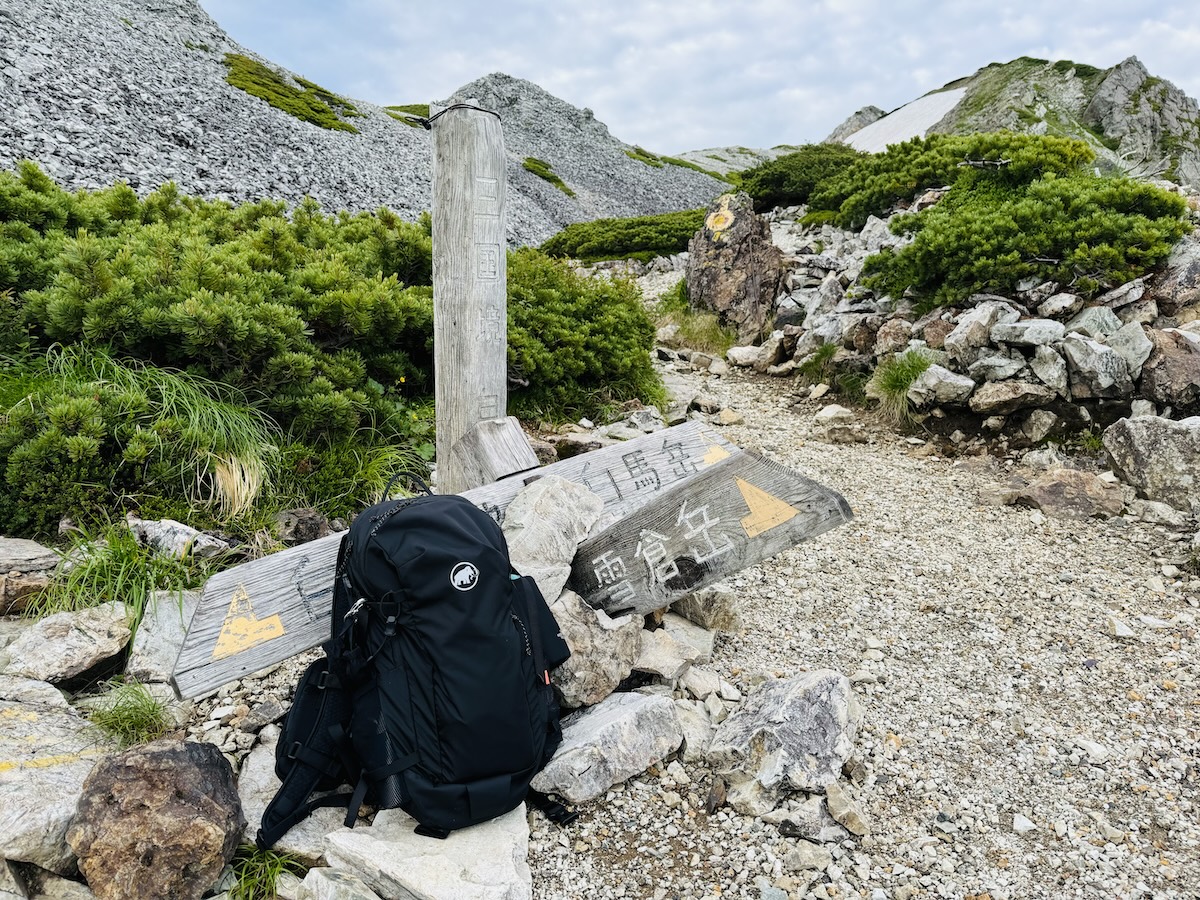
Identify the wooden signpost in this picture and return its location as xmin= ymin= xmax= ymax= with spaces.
xmin=171 ymin=422 xmax=739 ymax=698
xmin=568 ymin=450 xmax=852 ymax=616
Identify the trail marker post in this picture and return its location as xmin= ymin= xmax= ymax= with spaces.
xmin=431 ymin=100 xmax=511 ymax=494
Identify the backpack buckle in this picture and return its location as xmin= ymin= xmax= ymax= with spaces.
xmin=287 ymin=741 xmax=302 ymax=760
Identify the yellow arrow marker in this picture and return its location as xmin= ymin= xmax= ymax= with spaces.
xmin=703 ymin=444 xmax=732 ymax=466
xmin=212 ymin=585 xmax=285 ymax=660
xmin=737 ymin=478 xmax=798 ymax=538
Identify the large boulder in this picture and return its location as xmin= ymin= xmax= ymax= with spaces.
xmin=906 ymin=365 xmax=976 ymax=408
xmin=1139 ymin=328 xmax=1200 ymax=410
xmin=547 ymin=590 xmax=641 ymax=708
xmin=126 ymin=590 xmax=201 ymax=684
xmin=1103 ymin=416 xmax=1200 ymax=511
xmin=1149 ymin=228 xmax=1200 ymax=316
xmin=325 ymin=806 xmax=531 ymax=900
xmin=968 ymin=381 xmax=1056 ymax=415
xmin=0 ymin=699 xmax=118 ymax=873
xmin=1060 ymin=334 xmax=1133 ymax=398
xmin=5 ymin=603 xmax=130 ymax=685
xmin=1016 ymin=469 xmax=1125 ymax=520
xmin=706 ymin=671 xmax=861 ymax=816
xmin=943 ymin=299 xmax=1021 ymax=366
xmin=686 ymin=192 xmax=785 ymax=343
xmin=1029 ymin=345 xmax=1069 ymax=397
xmin=67 ymin=739 xmax=244 ymax=900
xmin=1106 ymin=322 xmax=1154 ymax=382
xmin=531 ymin=692 xmax=682 ymax=804
xmin=502 ymin=477 xmax=603 ymax=602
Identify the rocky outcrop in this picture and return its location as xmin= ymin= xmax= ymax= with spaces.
xmin=824 ymin=106 xmax=887 ymax=143
xmin=686 ymin=193 xmax=785 ymax=343
xmin=5 ymin=603 xmax=130 ymax=685
xmin=1103 ymin=415 xmax=1200 ymax=511
xmin=0 ymin=2 xmax=723 ymax=247
xmin=67 ymin=739 xmax=244 ymax=900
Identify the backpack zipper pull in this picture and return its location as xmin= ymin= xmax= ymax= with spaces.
xmin=344 ymin=597 xmax=367 ymax=620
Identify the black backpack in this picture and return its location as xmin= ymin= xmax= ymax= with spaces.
xmin=256 ymin=492 xmax=574 ymax=848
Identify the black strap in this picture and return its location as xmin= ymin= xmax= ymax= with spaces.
xmin=526 ymin=789 xmax=579 ymax=827
xmin=344 ymin=775 xmax=371 ymax=829
xmin=257 ymin=791 xmax=355 ymax=850
xmin=383 ymin=471 xmax=432 ymax=499
xmin=414 ymin=823 xmax=451 ymax=839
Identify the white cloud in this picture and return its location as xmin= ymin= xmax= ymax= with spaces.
xmin=200 ymin=0 xmax=1200 ymax=154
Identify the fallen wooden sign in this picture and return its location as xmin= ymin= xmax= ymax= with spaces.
xmin=569 ymin=450 xmax=853 ymax=616
xmin=171 ymin=422 xmax=737 ymax=698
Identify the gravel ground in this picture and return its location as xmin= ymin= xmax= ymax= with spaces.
xmin=527 ymin=361 xmax=1200 ymax=900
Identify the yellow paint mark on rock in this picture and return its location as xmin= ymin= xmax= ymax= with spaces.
xmin=703 ymin=444 xmax=731 ymax=466
xmin=736 ymin=477 xmax=798 ymax=538
xmin=0 ymin=747 xmax=109 ymax=773
xmin=705 ymin=195 xmax=735 ymax=242
xmin=212 ymin=585 xmax=285 ymax=660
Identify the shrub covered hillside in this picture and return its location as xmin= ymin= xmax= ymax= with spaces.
xmin=0 ymin=163 xmax=662 ymax=536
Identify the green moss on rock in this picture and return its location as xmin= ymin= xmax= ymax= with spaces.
xmin=523 ymin=158 xmax=576 ymax=197
xmin=223 ymin=53 xmax=359 ymax=133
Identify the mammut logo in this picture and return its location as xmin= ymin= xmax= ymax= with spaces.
xmin=450 ymin=562 xmax=480 ymax=591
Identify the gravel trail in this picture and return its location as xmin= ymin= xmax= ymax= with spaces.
xmin=528 ymin=362 xmax=1199 ymax=900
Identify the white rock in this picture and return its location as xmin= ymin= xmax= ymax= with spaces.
xmin=1012 ymin=813 xmax=1038 ymax=835
xmin=503 ymin=477 xmax=604 ymax=603
xmin=126 ymin=590 xmax=201 ymax=683
xmin=297 ymin=867 xmax=384 ymax=900
xmin=6 ymin=602 xmax=130 ymax=684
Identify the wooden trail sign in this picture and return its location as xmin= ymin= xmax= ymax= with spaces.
xmin=569 ymin=450 xmax=853 ymax=617
xmin=171 ymin=422 xmax=737 ymax=698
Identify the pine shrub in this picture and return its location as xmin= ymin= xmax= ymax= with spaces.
xmin=540 ymin=209 xmax=706 ymax=263
xmin=737 ymin=143 xmax=866 ymax=211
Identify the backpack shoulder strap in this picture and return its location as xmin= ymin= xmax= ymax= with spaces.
xmin=256 ymin=658 xmax=357 ymax=850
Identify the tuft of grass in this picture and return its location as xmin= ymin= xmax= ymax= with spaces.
xmin=522 ymin=157 xmax=576 ymax=197
xmin=223 ymin=53 xmax=359 ymax=133
xmin=386 ymin=103 xmax=430 ymax=128
xmin=1075 ymin=427 xmax=1105 ymax=453
xmin=229 ymin=846 xmax=307 ymax=900
xmin=26 ymin=522 xmax=212 ymax=624
xmin=654 ymin=279 xmax=738 ymax=355
xmin=626 ymin=146 xmax=664 ymax=168
xmin=87 ymin=680 xmax=171 ymax=748
xmin=797 ymin=343 xmax=839 ymax=383
xmin=869 ymin=350 xmax=932 ymax=425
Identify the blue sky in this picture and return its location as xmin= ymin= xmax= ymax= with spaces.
xmin=198 ymin=1 xmax=1200 ymax=155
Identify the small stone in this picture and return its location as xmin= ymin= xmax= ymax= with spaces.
xmin=1012 ymin=813 xmax=1038 ymax=835
xmin=1107 ymin=615 xmax=1136 ymax=638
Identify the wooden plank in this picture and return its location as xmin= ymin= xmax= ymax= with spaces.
xmin=568 ymin=451 xmax=853 ymax=617
xmin=431 ymin=99 xmax=508 ymax=494
xmin=448 ymin=416 xmax=539 ymax=489
xmin=171 ymin=422 xmax=738 ymax=698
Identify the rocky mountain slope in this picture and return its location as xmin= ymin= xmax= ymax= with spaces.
xmin=828 ymin=56 xmax=1200 ymax=186
xmin=0 ymin=0 xmax=724 ymax=246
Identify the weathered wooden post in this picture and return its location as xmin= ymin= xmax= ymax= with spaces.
xmin=431 ymin=100 xmax=510 ymax=494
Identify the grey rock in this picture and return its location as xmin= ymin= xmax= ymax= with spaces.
xmin=968 ymin=381 xmax=1056 ymax=415
xmin=34 ymin=873 xmax=98 ymax=899
xmin=751 ymin=330 xmax=788 ymax=374
xmin=1139 ymin=328 xmax=1200 ymax=408
xmin=502 ymin=476 xmax=603 ymax=603
xmin=6 ymin=602 xmax=130 ymax=684
xmin=1149 ymin=228 xmax=1200 ymax=317
xmin=661 ymin=612 xmax=715 ymax=664
xmin=1065 ymin=306 xmax=1123 ymax=339
xmin=1022 ymin=446 xmax=1064 ymax=471
xmin=1061 ymin=334 xmax=1133 ymax=398
xmin=297 ymin=868 xmax=383 ymax=900
xmin=548 ymin=590 xmax=641 ymax=709
xmin=906 ymin=365 xmax=975 ymax=408
xmin=784 ymin=839 xmax=832 ymax=873
xmin=1128 ymin=499 xmax=1191 ymax=528
xmin=967 ymin=351 xmax=1027 ymax=382
xmin=990 ymin=319 xmax=1066 ymax=347
xmin=1104 ymin=416 xmax=1200 ymax=511
xmin=1030 ymin=344 xmax=1070 ymax=397
xmin=1037 ymin=292 xmax=1083 ymax=319
xmin=0 ymin=538 xmax=58 ymax=573
xmin=0 ymin=570 xmax=52 ymax=617
xmin=0 ymin=674 xmax=69 ymax=708
xmin=673 ymin=699 xmax=714 ymax=763
xmin=824 ymin=105 xmax=886 ymax=143
xmin=0 ymin=859 xmax=27 ymax=898
xmin=1130 ymin=399 xmax=1157 ymax=417
xmin=1021 ymin=409 xmax=1060 ymax=444
xmin=125 ymin=590 xmax=200 ymax=683
xmin=1106 ymin=322 xmax=1154 ymax=381
xmin=824 ymin=781 xmax=870 ymax=835
xmin=1096 ymin=277 xmax=1148 ymax=308
xmin=126 ymin=513 xmax=230 ymax=559
xmin=238 ymin=725 xmax=347 ymax=864
xmin=872 ymin=318 xmax=912 ymax=355
xmin=1016 ymin=468 xmax=1125 ymax=520
xmin=531 ymin=692 xmax=682 ymax=803
xmin=707 ymin=671 xmax=861 ymax=816
xmin=943 ymin=300 xmax=1021 ymax=366
xmin=0 ymin=699 xmax=117 ymax=873
xmin=633 ymin=627 xmax=697 ymax=681
xmin=325 ymin=805 xmax=531 ymax=900
xmin=771 ymin=794 xmax=850 ymax=844
xmin=726 ymin=345 xmax=763 ymax=368
xmin=670 ymin=583 xmax=742 ymax=633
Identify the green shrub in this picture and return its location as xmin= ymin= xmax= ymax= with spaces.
xmin=626 ymin=146 xmax=664 ymax=168
xmin=522 ymin=158 xmax=575 ymax=197
xmin=223 ymin=53 xmax=359 ymax=133
xmin=808 ymin=133 xmax=1095 ymax=229
xmin=739 ymin=143 xmax=866 ymax=211
xmin=540 ymin=209 xmax=706 ymax=263
xmin=507 ymin=249 xmax=664 ymax=418
xmin=0 ymin=349 xmax=281 ymax=536
xmin=387 ymin=103 xmax=430 ymax=128
xmin=869 ymin=350 xmax=931 ymax=424
xmin=861 ymin=172 xmax=1188 ymax=307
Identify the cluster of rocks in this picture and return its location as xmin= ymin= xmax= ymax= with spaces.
xmin=0 ymin=0 xmax=723 ymax=247
xmin=0 ymin=458 xmax=868 ymax=899
xmin=674 ymin=189 xmax=1200 ymax=454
